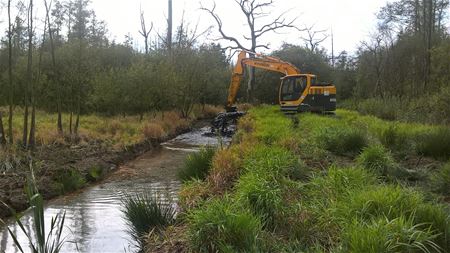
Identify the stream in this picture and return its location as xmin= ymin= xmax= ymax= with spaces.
xmin=0 ymin=126 xmax=227 ymax=253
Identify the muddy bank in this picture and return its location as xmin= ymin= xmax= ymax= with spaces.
xmin=0 ymin=122 xmax=209 ymax=218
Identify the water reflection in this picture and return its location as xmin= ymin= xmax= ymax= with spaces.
xmin=0 ymin=126 xmax=228 ymax=253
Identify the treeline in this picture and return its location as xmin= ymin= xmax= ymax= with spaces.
xmin=0 ymin=0 xmax=229 ymax=147
xmin=253 ymin=0 xmax=450 ymax=124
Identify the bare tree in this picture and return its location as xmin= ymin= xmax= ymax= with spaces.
xmin=167 ymin=0 xmax=172 ymax=51
xmin=201 ymin=0 xmax=300 ymax=101
xmin=139 ymin=7 xmax=153 ymax=54
xmin=301 ymin=24 xmax=328 ymax=52
xmin=44 ymin=0 xmax=63 ymax=135
xmin=23 ymin=0 xmax=34 ymax=148
xmin=7 ymin=0 xmax=14 ymax=145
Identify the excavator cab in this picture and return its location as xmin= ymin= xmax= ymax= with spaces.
xmin=280 ymin=74 xmax=336 ymax=113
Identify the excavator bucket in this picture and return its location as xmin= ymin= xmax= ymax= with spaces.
xmin=209 ymin=111 xmax=246 ymax=136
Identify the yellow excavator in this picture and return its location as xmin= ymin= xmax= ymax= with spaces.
xmin=212 ymin=50 xmax=336 ymax=133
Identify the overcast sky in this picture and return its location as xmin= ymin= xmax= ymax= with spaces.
xmin=0 ymin=0 xmax=392 ymax=54
xmin=88 ymin=0 xmax=390 ymax=54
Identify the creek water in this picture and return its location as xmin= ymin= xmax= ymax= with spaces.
xmin=0 ymin=126 xmax=226 ymax=253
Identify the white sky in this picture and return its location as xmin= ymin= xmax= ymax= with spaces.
xmin=90 ymin=0 xmax=390 ymax=54
xmin=0 ymin=0 xmax=391 ymax=54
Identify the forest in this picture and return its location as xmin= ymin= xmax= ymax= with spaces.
xmin=0 ymin=0 xmax=449 ymax=252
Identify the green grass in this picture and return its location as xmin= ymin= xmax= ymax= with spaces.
xmin=177 ymin=147 xmax=215 ymax=182
xmin=54 ymin=168 xmax=86 ymax=194
xmin=416 ymin=127 xmax=450 ymax=160
xmin=316 ymin=125 xmax=368 ymax=156
xmin=188 ymin=197 xmax=262 ymax=253
xmin=357 ymin=145 xmax=398 ymax=177
xmin=430 ymin=162 xmax=450 ymax=195
xmin=121 ymin=192 xmax=176 ymax=250
xmin=179 ymin=106 xmax=450 ymax=252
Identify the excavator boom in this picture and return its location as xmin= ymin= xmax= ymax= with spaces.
xmin=226 ymin=51 xmax=301 ymax=109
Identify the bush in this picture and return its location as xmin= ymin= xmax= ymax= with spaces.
xmin=430 ymin=162 xmax=450 ymax=195
xmin=54 ymin=168 xmax=86 ymax=194
xmin=178 ymin=147 xmax=215 ymax=182
xmin=317 ymin=125 xmax=368 ymax=155
xmin=416 ymin=128 xmax=450 ymax=160
xmin=235 ymin=171 xmax=283 ymax=228
xmin=188 ymin=198 xmax=262 ymax=253
xmin=121 ymin=192 xmax=176 ymax=249
xmin=142 ymin=123 xmax=166 ymax=141
xmin=357 ymin=145 xmax=397 ymax=177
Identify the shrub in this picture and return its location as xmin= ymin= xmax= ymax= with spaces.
xmin=343 ymin=217 xmax=443 ymax=253
xmin=54 ymin=168 xmax=86 ymax=194
xmin=121 ymin=192 xmax=176 ymax=250
xmin=207 ymin=148 xmax=242 ymax=193
xmin=317 ymin=125 xmax=368 ymax=155
xmin=416 ymin=128 xmax=450 ymax=160
xmin=357 ymin=145 xmax=397 ymax=177
xmin=430 ymin=162 xmax=450 ymax=195
xmin=235 ymin=171 xmax=283 ymax=228
xmin=142 ymin=123 xmax=166 ymax=141
xmin=177 ymin=147 xmax=215 ymax=182
xmin=188 ymin=197 xmax=262 ymax=253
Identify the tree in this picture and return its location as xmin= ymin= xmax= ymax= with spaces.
xmin=167 ymin=0 xmax=173 ymax=51
xmin=7 ymin=0 xmax=14 ymax=145
xmin=139 ymin=7 xmax=153 ymax=54
xmin=23 ymin=0 xmax=34 ymax=148
xmin=45 ymin=0 xmax=64 ymax=135
xmin=201 ymin=0 xmax=299 ymax=102
xmin=0 ymin=112 xmax=6 ymax=146
xmin=301 ymin=25 xmax=329 ymax=52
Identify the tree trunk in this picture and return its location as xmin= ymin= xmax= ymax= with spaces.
xmin=7 ymin=0 xmax=14 ymax=145
xmin=44 ymin=0 xmax=63 ymax=135
xmin=0 ymin=112 xmax=6 ymax=146
xmin=23 ymin=0 xmax=34 ymax=148
xmin=247 ymin=66 xmax=255 ymax=102
xmin=167 ymin=0 xmax=172 ymax=51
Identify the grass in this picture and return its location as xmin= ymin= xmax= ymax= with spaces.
xmin=430 ymin=162 xmax=450 ymax=196
xmin=121 ymin=192 xmax=176 ymax=251
xmin=416 ymin=127 xmax=450 ymax=160
xmin=357 ymin=145 xmax=398 ymax=177
xmin=54 ymin=168 xmax=86 ymax=194
xmin=175 ymin=106 xmax=450 ymax=252
xmin=177 ymin=147 xmax=216 ymax=182
xmin=187 ymin=197 xmax=262 ymax=253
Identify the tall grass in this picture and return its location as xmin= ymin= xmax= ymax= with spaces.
xmin=416 ymin=128 xmax=450 ymax=160
xmin=121 ymin=192 xmax=176 ymax=251
xmin=430 ymin=162 xmax=450 ymax=195
xmin=177 ymin=147 xmax=215 ymax=182
xmin=316 ymin=125 xmax=368 ymax=155
xmin=54 ymin=168 xmax=86 ymax=194
xmin=357 ymin=145 xmax=398 ymax=177
xmin=0 ymin=170 xmax=66 ymax=253
xmin=188 ymin=197 xmax=262 ymax=253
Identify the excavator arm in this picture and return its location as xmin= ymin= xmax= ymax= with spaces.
xmin=226 ymin=50 xmax=301 ymax=110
